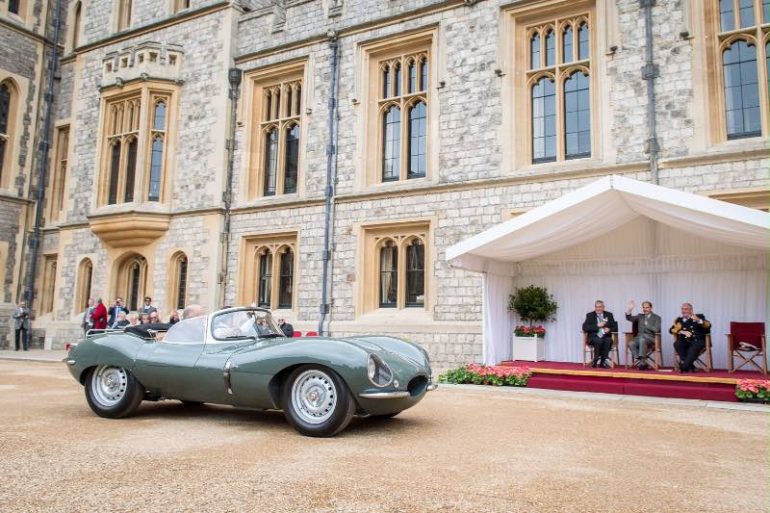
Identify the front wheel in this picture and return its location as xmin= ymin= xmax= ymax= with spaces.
xmin=84 ymin=365 xmax=144 ymax=419
xmin=282 ymin=366 xmax=355 ymax=437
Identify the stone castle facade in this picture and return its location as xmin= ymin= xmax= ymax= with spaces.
xmin=0 ymin=0 xmax=767 ymax=367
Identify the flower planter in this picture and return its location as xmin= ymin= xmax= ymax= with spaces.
xmin=512 ymin=334 xmax=545 ymax=362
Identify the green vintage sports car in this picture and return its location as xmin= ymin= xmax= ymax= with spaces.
xmin=64 ymin=307 xmax=436 ymax=437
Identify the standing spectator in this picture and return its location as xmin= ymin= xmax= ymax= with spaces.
xmin=140 ymin=296 xmax=157 ymax=316
xmin=81 ymin=298 xmax=95 ymax=336
xmin=91 ymin=298 xmax=108 ymax=330
xmin=168 ymin=310 xmax=180 ymax=324
xmin=277 ymin=317 xmax=294 ymax=337
xmin=108 ymin=297 xmax=129 ymax=328
xmin=12 ymin=300 xmax=31 ymax=351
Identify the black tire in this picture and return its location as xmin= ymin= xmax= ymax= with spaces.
xmin=84 ymin=365 xmax=144 ymax=419
xmin=281 ymin=365 xmax=355 ymax=437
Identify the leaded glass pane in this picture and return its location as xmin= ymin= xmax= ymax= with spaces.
xmin=148 ymin=136 xmax=163 ymax=201
xmin=720 ymin=0 xmax=735 ymax=32
xmin=739 ymin=0 xmax=755 ymax=27
xmin=408 ymin=61 xmax=417 ymax=94
xmin=408 ymin=102 xmax=426 ymax=179
xmin=394 ymin=63 xmax=402 ymax=97
xmin=0 ymin=84 xmax=10 ymax=134
xmin=765 ymin=0 xmax=770 ymax=22
xmin=545 ymin=30 xmax=555 ymax=66
xmin=723 ymin=41 xmax=761 ymax=138
xmin=406 ymin=240 xmax=424 ymax=307
xmin=531 ymin=77 xmax=556 ymax=163
xmin=124 ymin=138 xmax=137 ymax=202
xmin=263 ymin=128 xmax=278 ymax=195
xmin=176 ymin=256 xmax=187 ymax=310
xmin=382 ymin=106 xmax=401 ymax=181
xmin=108 ymin=142 xmax=121 ymax=205
xmin=530 ymin=33 xmax=541 ymax=69
xmin=564 ymin=72 xmax=591 ymax=159
xmin=420 ymin=58 xmax=428 ymax=91
xmin=563 ymin=26 xmax=574 ymax=64
xmin=279 ymin=249 xmax=293 ymax=309
xmin=379 ymin=243 xmax=398 ymax=308
xmin=284 ymin=124 xmax=299 ymax=194
xmin=578 ymin=23 xmax=590 ymax=60
xmin=258 ymin=252 xmax=272 ymax=308
xmin=153 ymin=101 xmax=166 ymax=130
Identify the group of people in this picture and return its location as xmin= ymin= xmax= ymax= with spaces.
xmin=81 ymin=298 xmax=295 ymax=338
xmin=583 ymin=300 xmax=711 ymax=373
xmin=81 ymin=296 xmax=180 ymax=334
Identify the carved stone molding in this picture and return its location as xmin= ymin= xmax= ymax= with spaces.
xmin=89 ymin=211 xmax=171 ymax=247
xmin=101 ymin=42 xmax=184 ymax=89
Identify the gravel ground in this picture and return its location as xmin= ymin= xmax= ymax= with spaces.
xmin=0 ymin=360 xmax=767 ymax=513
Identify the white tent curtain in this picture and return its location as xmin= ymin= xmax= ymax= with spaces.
xmin=482 ymin=273 xmax=515 ymax=365
xmin=500 ymin=220 xmax=768 ymax=368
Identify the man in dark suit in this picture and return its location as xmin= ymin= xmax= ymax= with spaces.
xmin=277 ymin=318 xmax=294 ymax=337
xmin=670 ymin=302 xmax=711 ymax=373
xmin=582 ymin=300 xmax=618 ymax=368
xmin=108 ymin=297 xmax=129 ymax=328
xmin=12 ymin=300 xmax=31 ymax=351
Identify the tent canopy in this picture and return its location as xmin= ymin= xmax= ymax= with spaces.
xmin=445 ymin=175 xmax=770 ymax=366
xmin=446 ymin=175 xmax=769 ymax=276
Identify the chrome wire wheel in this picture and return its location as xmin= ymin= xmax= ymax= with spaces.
xmin=90 ymin=365 xmax=129 ymax=408
xmin=290 ymin=369 xmax=338 ymax=425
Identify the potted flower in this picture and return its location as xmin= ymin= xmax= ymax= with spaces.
xmin=735 ymin=379 xmax=770 ymax=403
xmin=508 ymin=286 xmax=558 ymax=361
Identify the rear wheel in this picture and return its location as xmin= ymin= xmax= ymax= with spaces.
xmin=84 ymin=365 xmax=144 ymax=419
xmin=281 ymin=366 xmax=355 ymax=437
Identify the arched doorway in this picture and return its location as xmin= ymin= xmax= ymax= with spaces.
xmin=115 ymin=253 xmax=147 ymax=311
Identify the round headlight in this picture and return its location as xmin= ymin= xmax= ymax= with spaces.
xmin=367 ymin=354 xmax=394 ymax=387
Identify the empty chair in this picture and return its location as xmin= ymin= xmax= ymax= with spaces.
xmin=727 ymin=322 xmax=767 ymax=375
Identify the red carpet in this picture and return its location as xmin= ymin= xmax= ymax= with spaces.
xmin=500 ymin=360 xmax=765 ymax=402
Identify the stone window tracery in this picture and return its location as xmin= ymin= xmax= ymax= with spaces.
xmin=99 ymin=86 xmax=175 ymax=206
xmin=116 ymin=0 xmax=132 ymax=31
xmin=40 ymin=255 xmax=57 ymax=315
xmin=0 ymin=80 xmax=18 ymax=187
xmin=712 ymin=0 xmax=769 ymax=140
xmin=170 ymin=252 xmax=188 ymax=311
xmin=378 ymin=52 xmax=428 ymax=182
xmin=250 ymin=70 xmax=303 ymax=198
xmin=48 ymin=125 xmax=69 ymax=222
xmin=240 ymin=234 xmax=297 ymax=310
xmin=526 ymin=15 xmax=592 ymax=164
xmin=363 ymin=224 xmax=429 ymax=312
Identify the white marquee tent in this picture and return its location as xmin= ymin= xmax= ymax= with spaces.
xmin=446 ymin=175 xmax=769 ymax=368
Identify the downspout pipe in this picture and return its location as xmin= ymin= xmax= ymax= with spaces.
xmin=221 ymin=67 xmax=243 ymax=308
xmin=641 ymin=0 xmax=659 ymax=184
xmin=318 ymin=31 xmax=340 ymax=336
xmin=23 ymin=0 xmax=63 ymax=305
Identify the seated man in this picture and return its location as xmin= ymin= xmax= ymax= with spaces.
xmin=582 ymin=300 xmax=618 ymax=368
xmin=625 ymin=300 xmax=661 ymax=369
xmin=670 ymin=302 xmax=711 ymax=373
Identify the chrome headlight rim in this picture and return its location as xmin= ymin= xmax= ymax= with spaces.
xmin=367 ymin=353 xmax=394 ymax=388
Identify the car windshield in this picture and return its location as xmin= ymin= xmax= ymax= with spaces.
xmin=163 ymin=316 xmax=206 ymax=344
xmin=210 ymin=308 xmax=284 ymax=341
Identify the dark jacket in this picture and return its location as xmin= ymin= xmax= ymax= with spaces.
xmin=280 ymin=322 xmax=294 ymax=338
xmin=582 ymin=311 xmax=617 ymax=336
xmin=669 ymin=314 xmax=711 ymax=342
xmin=108 ymin=305 xmax=129 ymax=327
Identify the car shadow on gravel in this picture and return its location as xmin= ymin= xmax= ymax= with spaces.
xmin=126 ymin=401 xmax=435 ymax=437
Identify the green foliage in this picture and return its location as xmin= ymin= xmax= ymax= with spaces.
xmin=508 ymin=285 xmax=558 ymax=326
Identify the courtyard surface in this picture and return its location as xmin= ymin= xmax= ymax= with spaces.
xmin=0 ymin=358 xmax=767 ymax=512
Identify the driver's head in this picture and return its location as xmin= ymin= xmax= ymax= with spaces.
xmin=182 ymin=304 xmax=206 ymax=319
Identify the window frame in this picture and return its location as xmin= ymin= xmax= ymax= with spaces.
xmin=116 ymin=0 xmax=132 ymax=32
xmin=74 ymin=257 xmax=93 ymax=316
xmin=39 ymin=254 xmax=58 ymax=316
xmin=47 ymin=124 xmax=70 ymax=223
xmin=245 ymin=61 xmax=306 ymax=200
xmin=507 ymin=0 xmax=599 ymax=170
xmin=97 ymin=83 xmax=176 ymax=207
xmin=0 ymin=79 xmax=20 ymax=190
xmin=360 ymin=222 xmax=431 ymax=314
xmin=359 ymin=28 xmax=438 ymax=190
xmin=168 ymin=251 xmax=188 ymax=311
xmin=238 ymin=232 xmax=298 ymax=312
xmin=705 ymin=0 xmax=770 ymax=143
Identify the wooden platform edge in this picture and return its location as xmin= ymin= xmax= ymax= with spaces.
xmin=529 ymin=367 xmax=741 ymax=385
